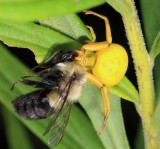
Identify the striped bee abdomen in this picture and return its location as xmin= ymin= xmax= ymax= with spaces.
xmin=12 ymin=90 xmax=54 ymax=120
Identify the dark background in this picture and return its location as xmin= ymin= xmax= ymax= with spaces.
xmin=0 ymin=1 xmax=142 ymax=149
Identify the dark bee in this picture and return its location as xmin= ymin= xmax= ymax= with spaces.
xmin=11 ymin=51 xmax=87 ymax=147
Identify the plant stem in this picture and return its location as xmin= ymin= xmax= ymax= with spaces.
xmin=122 ymin=1 xmax=156 ymax=149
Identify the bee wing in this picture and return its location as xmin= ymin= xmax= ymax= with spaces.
xmin=48 ymin=102 xmax=72 ymax=147
xmin=43 ymin=73 xmax=75 ymax=147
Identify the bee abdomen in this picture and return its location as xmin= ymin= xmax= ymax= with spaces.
xmin=12 ymin=90 xmax=54 ymax=120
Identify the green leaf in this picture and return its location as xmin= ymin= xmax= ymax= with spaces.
xmin=134 ymin=124 xmax=144 ymax=149
xmin=1 ymin=105 xmax=34 ymax=149
xmin=109 ymin=76 xmax=139 ymax=103
xmin=0 ymin=0 xmax=105 ymax=22
xmin=0 ymin=19 xmax=82 ymax=63
xmin=79 ymin=84 xmax=130 ymax=149
xmin=154 ymin=56 xmax=160 ymax=104
xmin=0 ymin=44 xmax=105 ymax=149
xmin=105 ymin=0 xmax=132 ymax=16
xmin=39 ymin=14 xmax=92 ymax=42
xmin=140 ymin=0 xmax=160 ymax=50
xmin=140 ymin=0 xmax=160 ymax=104
xmin=150 ymin=31 xmax=160 ymax=59
xmin=149 ymin=31 xmax=160 ymax=67
xmin=150 ymin=103 xmax=160 ymax=140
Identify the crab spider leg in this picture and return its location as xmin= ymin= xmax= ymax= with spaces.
xmin=87 ymin=73 xmax=110 ymax=134
xmin=84 ymin=10 xmax=112 ymax=44
xmin=86 ymin=25 xmax=96 ymax=43
xmin=80 ymin=41 xmax=110 ymax=52
xmin=98 ymin=87 xmax=110 ymax=134
xmin=81 ymin=10 xmax=113 ymax=52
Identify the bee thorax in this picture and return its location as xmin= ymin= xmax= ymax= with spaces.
xmin=57 ymin=62 xmax=87 ymax=102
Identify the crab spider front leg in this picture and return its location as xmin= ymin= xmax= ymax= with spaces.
xmin=84 ymin=10 xmax=112 ymax=44
xmin=81 ymin=10 xmax=112 ymax=52
xmin=86 ymin=25 xmax=96 ymax=43
xmin=87 ymin=73 xmax=110 ymax=134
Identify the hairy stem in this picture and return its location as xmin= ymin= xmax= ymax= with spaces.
xmin=122 ymin=1 xmax=156 ymax=149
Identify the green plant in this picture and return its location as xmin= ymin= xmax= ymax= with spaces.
xmin=0 ymin=0 xmax=160 ymax=149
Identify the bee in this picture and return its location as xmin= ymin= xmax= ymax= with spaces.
xmin=11 ymin=51 xmax=87 ymax=147
xmin=11 ymin=11 xmax=128 ymax=147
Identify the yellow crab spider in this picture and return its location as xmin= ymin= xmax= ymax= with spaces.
xmin=75 ymin=10 xmax=128 ymax=134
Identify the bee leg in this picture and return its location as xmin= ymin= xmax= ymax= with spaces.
xmin=24 ymin=51 xmax=60 ymax=73
xmin=87 ymin=73 xmax=110 ymax=134
xmin=11 ymin=79 xmax=56 ymax=91
xmin=24 ymin=65 xmax=41 ymax=73
xmin=22 ymin=69 xmax=51 ymax=79
xmin=11 ymin=80 xmax=22 ymax=91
